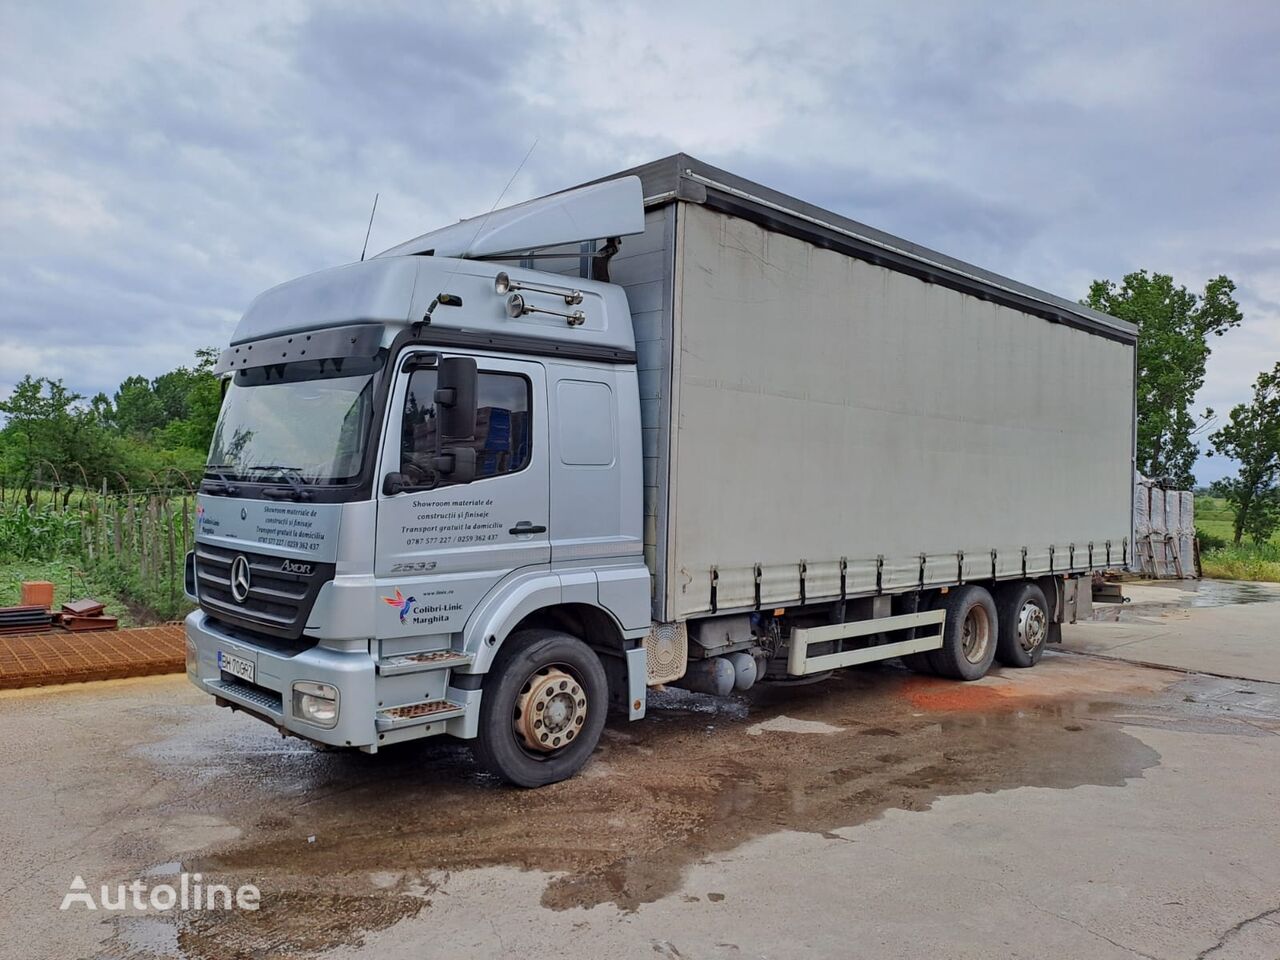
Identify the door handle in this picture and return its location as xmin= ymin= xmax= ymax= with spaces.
xmin=509 ymin=521 xmax=547 ymax=535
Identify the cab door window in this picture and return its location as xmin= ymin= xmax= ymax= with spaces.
xmin=400 ymin=368 xmax=532 ymax=486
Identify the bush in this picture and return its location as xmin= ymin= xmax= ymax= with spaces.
xmin=0 ymin=496 xmax=195 ymax=622
xmin=0 ymin=505 xmax=82 ymax=561
xmin=1200 ymin=542 xmax=1280 ymax=583
xmin=1195 ymin=526 xmax=1228 ymax=551
xmin=88 ymin=554 xmax=193 ymax=622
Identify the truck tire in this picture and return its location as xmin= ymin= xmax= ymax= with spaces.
xmin=897 ymin=593 xmax=937 ymax=674
xmin=474 ymin=628 xmax=608 ymax=788
xmin=995 ymin=581 xmax=1048 ymax=668
xmin=926 ymin=585 xmax=998 ymax=681
xmin=901 ymin=649 xmax=936 ymax=674
xmin=900 ymin=595 xmax=939 ymax=674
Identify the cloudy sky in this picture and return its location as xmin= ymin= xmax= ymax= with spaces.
xmin=2 ymin=0 xmax=1277 ymax=483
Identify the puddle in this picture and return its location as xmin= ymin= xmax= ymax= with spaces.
xmin=103 ymin=657 xmax=1235 ymax=958
xmin=1181 ymin=579 xmax=1280 ymax=607
xmin=1090 ymin=578 xmax=1280 ymax=622
xmin=745 ymin=715 xmax=844 ymax=736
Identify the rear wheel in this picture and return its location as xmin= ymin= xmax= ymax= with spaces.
xmin=901 ymin=649 xmax=936 ymax=674
xmin=474 ymin=629 xmax=608 ymax=787
xmin=995 ymin=581 xmax=1049 ymax=668
xmin=927 ymin=585 xmax=998 ymax=681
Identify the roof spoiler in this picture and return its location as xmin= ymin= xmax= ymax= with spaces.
xmin=374 ymin=175 xmax=645 ymax=261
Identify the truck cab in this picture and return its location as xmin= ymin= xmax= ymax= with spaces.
xmin=186 ymin=178 xmax=654 ymax=786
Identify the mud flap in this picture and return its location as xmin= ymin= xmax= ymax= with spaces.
xmin=625 ymin=646 xmax=647 ymax=720
xmin=600 ymin=647 xmax=647 ymax=720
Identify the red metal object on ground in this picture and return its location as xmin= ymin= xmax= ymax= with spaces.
xmin=0 ymin=605 xmax=53 ymax=634
xmin=62 ymin=614 xmax=120 ymax=632
xmin=0 ymin=623 xmax=185 ymax=689
xmin=61 ymin=598 xmax=106 ymax=618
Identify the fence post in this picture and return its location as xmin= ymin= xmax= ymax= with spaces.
xmin=140 ymin=498 xmax=150 ymax=583
xmin=150 ymin=496 xmax=161 ymax=596
xmin=165 ymin=497 xmax=177 ymax=614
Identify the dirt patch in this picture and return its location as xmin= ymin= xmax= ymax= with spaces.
xmin=112 ymin=654 xmax=1197 ymax=958
xmin=898 ymin=657 xmax=1169 ymax=711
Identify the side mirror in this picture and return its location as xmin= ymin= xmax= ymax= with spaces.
xmin=434 ymin=357 xmax=477 ymax=441
xmin=383 ymin=472 xmax=411 ymax=495
xmin=434 ymin=446 xmax=476 ymax=483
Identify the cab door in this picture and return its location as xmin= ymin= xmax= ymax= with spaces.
xmin=374 ymin=351 xmax=549 ymax=639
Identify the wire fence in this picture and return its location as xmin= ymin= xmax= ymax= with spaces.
xmin=0 ymin=463 xmax=200 ymax=508
xmin=0 ymin=473 xmax=200 ymax=620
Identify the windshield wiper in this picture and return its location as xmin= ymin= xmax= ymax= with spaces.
xmin=250 ymin=465 xmax=314 ymax=501
xmin=247 ymin=465 xmax=315 ymax=482
xmin=202 ymin=464 xmax=241 ymax=496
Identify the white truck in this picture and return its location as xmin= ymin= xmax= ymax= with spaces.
xmin=185 ymin=154 xmax=1136 ymax=786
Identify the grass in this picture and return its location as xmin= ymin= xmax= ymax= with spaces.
xmin=1194 ymin=495 xmax=1280 ymax=582
xmin=1199 ymin=544 xmax=1280 ymax=583
xmin=1193 ymin=495 xmax=1249 ymax=546
xmin=0 ymin=558 xmax=148 ymax=626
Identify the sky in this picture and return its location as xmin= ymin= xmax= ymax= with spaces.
xmin=2 ymin=0 xmax=1278 ymax=485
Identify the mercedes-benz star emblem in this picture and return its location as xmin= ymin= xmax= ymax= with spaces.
xmin=230 ymin=555 xmax=251 ymax=604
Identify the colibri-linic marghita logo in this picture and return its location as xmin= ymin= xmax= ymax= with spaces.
xmin=383 ymin=588 xmax=415 ymax=624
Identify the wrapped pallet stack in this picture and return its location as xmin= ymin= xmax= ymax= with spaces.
xmin=1132 ymin=475 xmax=1196 ymax=578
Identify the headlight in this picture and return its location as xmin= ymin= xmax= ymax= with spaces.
xmin=292 ymin=681 xmax=339 ymax=728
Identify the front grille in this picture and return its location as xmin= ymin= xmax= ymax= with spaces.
xmin=196 ymin=543 xmax=333 ymax=642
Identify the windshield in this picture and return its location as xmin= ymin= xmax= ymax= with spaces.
xmin=207 ymin=354 xmax=384 ymax=484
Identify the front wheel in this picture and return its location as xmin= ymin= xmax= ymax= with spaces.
xmin=474 ymin=629 xmax=608 ymax=787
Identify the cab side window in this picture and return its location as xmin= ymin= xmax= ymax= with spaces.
xmin=400 ymin=368 xmax=532 ymax=486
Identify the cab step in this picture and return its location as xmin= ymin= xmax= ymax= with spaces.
xmin=375 ymin=699 xmax=466 ymax=731
xmin=377 ymin=650 xmax=473 ymax=677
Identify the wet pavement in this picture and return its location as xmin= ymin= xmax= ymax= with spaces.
xmin=1089 ymin=578 xmax=1280 ymax=622
xmin=1069 ymin=581 xmax=1280 ymax=684
xmin=2 ymin=591 xmax=1279 ymax=959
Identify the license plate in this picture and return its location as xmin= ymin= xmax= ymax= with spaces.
xmin=217 ymin=650 xmax=255 ymax=684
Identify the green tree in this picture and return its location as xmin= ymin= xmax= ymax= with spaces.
xmin=1209 ymin=362 xmax=1280 ymax=544
xmin=1085 ymin=271 xmax=1242 ymax=487
xmin=155 ymin=347 xmax=221 ymax=453
xmin=110 ymin=374 xmax=166 ymax=438
xmin=0 ymin=376 xmax=118 ymax=502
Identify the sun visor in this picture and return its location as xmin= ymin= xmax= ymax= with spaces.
xmin=215 ymin=323 xmax=386 ymax=375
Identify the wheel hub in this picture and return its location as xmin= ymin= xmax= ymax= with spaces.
xmin=961 ymin=606 xmax=991 ymax=663
xmin=1017 ymin=602 xmax=1047 ymax=651
xmin=513 ymin=667 xmax=586 ymax=753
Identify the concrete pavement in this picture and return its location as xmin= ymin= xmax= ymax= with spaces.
xmin=1066 ymin=579 xmax=1280 ymax=683
xmin=0 ymin=585 xmax=1277 ymax=960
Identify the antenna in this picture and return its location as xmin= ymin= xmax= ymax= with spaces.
xmin=481 ymin=138 xmax=539 ymax=236
xmin=360 ymin=193 xmax=379 ymax=262
xmin=422 ymin=139 xmax=539 ymax=323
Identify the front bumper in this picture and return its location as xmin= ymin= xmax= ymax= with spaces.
xmin=185 ymin=610 xmax=377 ymax=748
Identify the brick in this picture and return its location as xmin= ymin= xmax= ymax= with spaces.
xmin=0 ymin=624 xmax=185 ymax=690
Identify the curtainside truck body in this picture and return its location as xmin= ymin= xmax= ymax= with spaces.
xmin=184 ymin=154 xmax=1136 ymax=785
